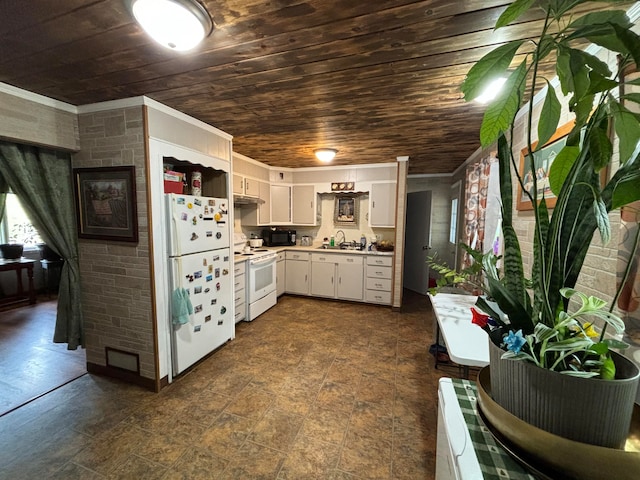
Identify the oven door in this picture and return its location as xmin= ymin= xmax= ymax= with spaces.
xmin=249 ymin=254 xmax=277 ymax=303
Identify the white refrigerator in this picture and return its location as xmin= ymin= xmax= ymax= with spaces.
xmin=166 ymin=193 xmax=233 ymax=375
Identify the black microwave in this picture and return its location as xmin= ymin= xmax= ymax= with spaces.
xmin=262 ymin=229 xmax=296 ymax=246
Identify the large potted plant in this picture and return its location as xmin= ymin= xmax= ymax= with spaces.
xmin=432 ymin=0 xmax=640 ymax=451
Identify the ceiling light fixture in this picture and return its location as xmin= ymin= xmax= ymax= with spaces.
xmin=475 ymin=77 xmax=507 ymax=104
xmin=128 ymin=0 xmax=213 ymax=51
xmin=314 ymin=148 xmax=338 ymax=162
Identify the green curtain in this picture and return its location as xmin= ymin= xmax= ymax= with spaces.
xmin=0 ymin=171 xmax=7 ymax=222
xmin=0 ymin=141 xmax=84 ymax=349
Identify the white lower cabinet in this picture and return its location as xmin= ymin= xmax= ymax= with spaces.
xmin=282 ymin=250 xmax=392 ymax=305
xmin=234 ymin=260 xmax=247 ymax=322
xmin=311 ymin=253 xmax=363 ymax=301
xmin=365 ymin=255 xmax=393 ymax=305
xmin=276 ymin=252 xmax=285 ymax=296
xmin=285 ymin=251 xmax=309 ymax=295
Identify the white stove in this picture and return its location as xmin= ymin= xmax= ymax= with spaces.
xmin=233 ymin=233 xmax=277 ymax=321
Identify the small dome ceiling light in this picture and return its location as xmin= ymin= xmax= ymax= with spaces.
xmin=314 ymin=148 xmax=338 ymax=162
xmin=128 ymin=0 xmax=213 ymax=51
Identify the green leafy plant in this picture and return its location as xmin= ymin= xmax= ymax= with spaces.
xmin=433 ymin=0 xmax=640 ymax=378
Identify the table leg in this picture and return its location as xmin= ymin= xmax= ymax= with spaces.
xmin=434 ymin=324 xmax=441 ymax=369
xmin=27 ymin=264 xmax=36 ymax=304
xmin=15 ymin=269 xmax=24 ymax=297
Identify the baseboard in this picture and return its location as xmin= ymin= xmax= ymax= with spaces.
xmin=86 ymin=362 xmax=157 ymax=391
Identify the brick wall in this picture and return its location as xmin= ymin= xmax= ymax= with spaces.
xmin=509 ymin=49 xmax=622 ymax=309
xmin=73 ymin=106 xmax=156 ymax=380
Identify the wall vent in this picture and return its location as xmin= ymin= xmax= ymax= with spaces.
xmin=105 ymin=347 xmax=140 ymax=373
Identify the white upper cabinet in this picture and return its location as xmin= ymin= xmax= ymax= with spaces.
xmin=233 ymin=174 xmax=258 ymax=197
xmin=369 ymin=182 xmax=397 ymax=227
xmin=271 ymin=184 xmax=292 ymax=224
xmin=292 ymin=185 xmax=316 ymax=225
xmin=241 ymin=179 xmax=271 ymax=226
xmin=232 ymin=174 xmax=244 ymax=195
xmin=258 ymin=180 xmax=271 ymax=224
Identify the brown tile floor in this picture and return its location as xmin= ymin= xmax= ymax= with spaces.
xmin=0 ymin=291 xmax=469 ymax=479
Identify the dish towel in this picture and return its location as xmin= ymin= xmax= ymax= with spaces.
xmin=172 ymin=288 xmax=193 ymax=325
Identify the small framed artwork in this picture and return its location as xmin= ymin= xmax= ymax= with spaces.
xmin=334 ymin=195 xmax=358 ymax=225
xmin=517 ymin=121 xmax=574 ymax=211
xmin=73 ymin=166 xmax=138 ymax=242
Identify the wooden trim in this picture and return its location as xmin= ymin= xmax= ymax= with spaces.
xmin=142 ymin=105 xmax=163 ymax=394
xmin=87 ymin=362 xmax=156 ymax=391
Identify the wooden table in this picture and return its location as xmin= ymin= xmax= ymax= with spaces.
xmin=0 ymin=258 xmax=36 ymax=306
xmin=429 ymin=292 xmax=489 ymax=378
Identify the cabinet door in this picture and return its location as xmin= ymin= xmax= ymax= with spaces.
xmin=285 ymin=259 xmax=308 ymax=294
xmin=244 ymin=177 xmax=259 ymax=197
xmin=276 ymin=259 xmax=285 ymax=296
xmin=370 ymin=182 xmax=397 ymax=227
xmin=337 ymin=260 xmax=364 ymax=301
xmin=311 ymin=261 xmax=335 ymax=298
xmin=271 ymin=185 xmax=292 ymax=224
xmin=233 ymin=174 xmax=244 ymax=195
xmin=258 ymin=181 xmax=271 ymax=224
xmin=292 ymin=185 xmax=316 ymax=225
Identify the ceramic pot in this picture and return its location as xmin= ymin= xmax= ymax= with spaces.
xmin=0 ymin=243 xmax=24 ymax=259
xmin=489 ymin=339 xmax=640 ymax=449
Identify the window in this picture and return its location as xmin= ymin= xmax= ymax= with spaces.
xmin=1 ymin=193 xmax=43 ymax=246
xmin=449 ymin=197 xmax=458 ymax=244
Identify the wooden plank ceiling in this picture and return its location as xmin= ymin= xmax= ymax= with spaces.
xmin=0 ymin=1 xmax=627 ymax=174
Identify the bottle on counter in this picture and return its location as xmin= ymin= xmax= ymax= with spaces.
xmin=360 ymin=233 xmax=367 ymax=250
xmin=330 ymin=235 xmax=335 ymax=247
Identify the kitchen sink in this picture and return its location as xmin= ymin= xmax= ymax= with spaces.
xmin=316 ymin=244 xmax=365 ymax=251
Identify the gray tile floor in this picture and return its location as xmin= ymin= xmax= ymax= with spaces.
xmin=0 ymin=292 xmax=456 ymax=479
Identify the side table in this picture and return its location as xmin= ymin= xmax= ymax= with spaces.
xmin=40 ymin=259 xmax=64 ymax=298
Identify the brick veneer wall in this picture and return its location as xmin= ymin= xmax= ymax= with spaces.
xmin=73 ymin=106 xmax=156 ymax=381
xmin=509 ymin=51 xmax=622 ymax=308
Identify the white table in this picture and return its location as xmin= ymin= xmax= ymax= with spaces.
xmin=429 ymin=293 xmax=490 ymax=377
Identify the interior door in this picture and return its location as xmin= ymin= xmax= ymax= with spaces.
xmin=403 ymin=190 xmax=432 ymax=294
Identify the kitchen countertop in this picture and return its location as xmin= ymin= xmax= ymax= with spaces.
xmin=234 ymin=245 xmax=393 ymax=264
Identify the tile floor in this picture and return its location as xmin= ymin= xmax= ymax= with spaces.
xmin=0 ymin=291 xmax=466 ymax=479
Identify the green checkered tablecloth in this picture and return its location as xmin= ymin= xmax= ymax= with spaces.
xmin=451 ymin=379 xmax=537 ymax=480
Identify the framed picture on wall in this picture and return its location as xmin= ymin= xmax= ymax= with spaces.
xmin=334 ymin=195 xmax=358 ymax=225
xmin=517 ymin=121 xmax=574 ymax=211
xmin=73 ymin=166 xmax=138 ymax=242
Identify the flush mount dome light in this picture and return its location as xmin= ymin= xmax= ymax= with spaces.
xmin=314 ymin=148 xmax=338 ymax=162
xmin=129 ymin=0 xmax=213 ymax=51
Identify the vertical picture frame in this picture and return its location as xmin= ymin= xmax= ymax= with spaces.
xmin=517 ymin=121 xmax=574 ymax=211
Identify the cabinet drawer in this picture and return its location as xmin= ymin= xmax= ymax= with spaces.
xmin=366 ymin=265 xmax=392 ymax=279
xmin=336 ymin=255 xmax=364 ymax=266
xmin=234 ymin=273 xmax=245 ymax=290
xmin=234 ymin=261 xmax=246 ymax=275
xmin=367 ymin=255 xmax=393 ymax=267
xmin=365 ymin=289 xmax=392 ymax=305
xmin=311 ymin=253 xmax=341 ymax=263
xmin=234 ymin=307 xmax=245 ymax=322
xmin=277 ymin=252 xmax=285 ymax=262
xmin=366 ymin=277 xmax=391 ymax=292
xmin=235 ymin=291 xmax=247 ymax=310
xmin=286 ymin=251 xmax=310 ymax=261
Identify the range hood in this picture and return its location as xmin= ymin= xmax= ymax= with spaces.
xmin=233 ymin=194 xmax=263 ymax=206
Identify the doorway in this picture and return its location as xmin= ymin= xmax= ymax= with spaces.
xmin=403 ymin=190 xmax=432 ymax=294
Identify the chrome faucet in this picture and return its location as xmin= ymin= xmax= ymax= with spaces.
xmin=335 ymin=230 xmax=346 ymax=245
